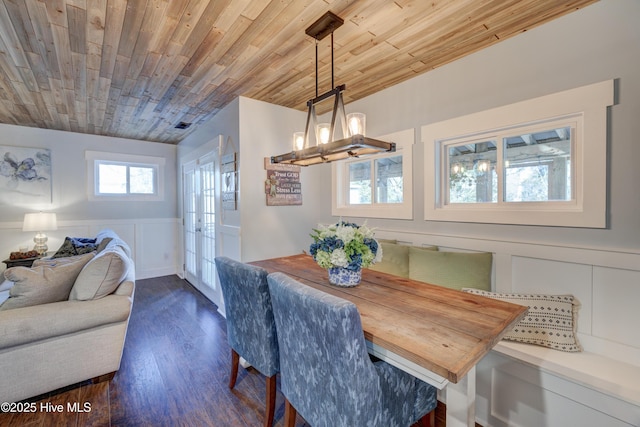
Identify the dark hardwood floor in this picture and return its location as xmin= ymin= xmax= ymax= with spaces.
xmin=0 ymin=275 xmax=450 ymax=426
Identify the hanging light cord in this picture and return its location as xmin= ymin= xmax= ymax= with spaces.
xmin=314 ymin=24 xmax=336 ymax=98
xmin=331 ymin=30 xmax=335 ymax=89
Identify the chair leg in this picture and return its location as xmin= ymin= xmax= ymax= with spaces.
xmin=229 ymin=349 xmax=240 ymax=389
xmin=264 ymin=374 xmax=277 ymax=427
xmin=284 ymin=398 xmax=297 ymax=427
xmin=427 ymin=409 xmax=435 ymax=427
xmin=412 ymin=409 xmax=435 ymax=427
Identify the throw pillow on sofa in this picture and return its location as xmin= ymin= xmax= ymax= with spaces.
xmin=462 ymin=288 xmax=582 ymax=352
xmin=69 ymin=246 xmax=129 ymax=301
xmin=32 ymin=253 xmax=92 ymax=268
xmin=409 ymin=248 xmax=492 ymax=291
xmin=51 ymin=237 xmax=98 ymax=258
xmin=0 ymin=252 xmax=95 ymax=311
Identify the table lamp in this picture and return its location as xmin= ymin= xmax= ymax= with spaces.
xmin=23 ymin=212 xmax=57 ymax=255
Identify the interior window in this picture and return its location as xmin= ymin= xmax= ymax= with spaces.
xmin=96 ymin=161 xmax=157 ymax=195
xmin=333 ymin=128 xmax=413 ymax=219
xmin=85 ymin=151 xmax=165 ymax=201
xmin=423 ymin=80 xmax=613 ymax=228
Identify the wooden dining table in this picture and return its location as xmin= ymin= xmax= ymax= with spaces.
xmin=251 ymin=253 xmax=527 ymax=427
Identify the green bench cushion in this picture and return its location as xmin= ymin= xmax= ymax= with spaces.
xmin=409 ymin=248 xmax=492 ymax=291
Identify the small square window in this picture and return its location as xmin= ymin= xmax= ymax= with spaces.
xmin=86 ymin=151 xmax=165 ymax=201
xmin=447 ymin=140 xmax=497 ymax=204
xmin=349 ymin=161 xmax=371 ymax=204
xmin=503 ymin=127 xmax=571 ymax=202
xmin=96 ymin=161 xmax=157 ymax=196
xmin=375 ymin=156 xmax=403 ymax=204
xmin=333 ymin=129 xmax=414 ymax=220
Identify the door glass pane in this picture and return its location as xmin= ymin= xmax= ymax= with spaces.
xmin=183 ymin=169 xmax=197 ymax=278
xmin=200 ymin=161 xmax=216 ymax=290
xmin=448 ymin=140 xmax=497 ymax=203
xmin=504 ymin=127 xmax=572 ymax=202
xmin=349 ymin=161 xmax=371 ymax=204
xmin=375 ymin=156 xmax=403 ymax=203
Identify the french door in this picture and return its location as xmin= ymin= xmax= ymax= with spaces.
xmin=183 ymin=154 xmax=220 ymax=305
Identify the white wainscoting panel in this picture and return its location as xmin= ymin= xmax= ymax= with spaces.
xmin=592 ymin=267 xmax=640 ymax=349
xmin=478 ymin=351 xmax=638 ymax=427
xmin=0 ymin=218 xmax=180 ymax=280
xmin=135 ymin=220 xmax=179 ymax=279
xmin=511 ymin=256 xmax=593 ymax=336
xmin=218 ymin=224 xmax=241 ymax=261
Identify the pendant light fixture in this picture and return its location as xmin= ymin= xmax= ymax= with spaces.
xmin=271 ymin=11 xmax=395 ymax=166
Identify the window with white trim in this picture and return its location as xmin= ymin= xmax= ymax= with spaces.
xmin=423 ymin=80 xmax=613 ymax=228
xmin=86 ymin=151 xmax=165 ymax=201
xmin=332 ymin=129 xmax=413 ymax=219
xmin=444 ymin=117 xmax=576 ymax=205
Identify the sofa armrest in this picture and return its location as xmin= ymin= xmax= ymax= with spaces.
xmin=0 ymin=294 xmax=132 ymax=350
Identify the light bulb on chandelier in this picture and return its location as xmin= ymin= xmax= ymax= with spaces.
xmin=316 ymin=123 xmax=331 ymax=144
xmin=346 ymin=112 xmax=366 ymax=137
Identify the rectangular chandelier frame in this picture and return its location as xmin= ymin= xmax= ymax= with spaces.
xmin=270 ymin=11 xmax=395 ymax=166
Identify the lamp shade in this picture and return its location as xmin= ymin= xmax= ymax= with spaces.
xmin=293 ymin=132 xmax=305 ymax=151
xmin=316 ymin=123 xmax=331 ymax=144
xmin=347 ymin=112 xmax=366 ymax=136
xmin=23 ymin=212 xmax=58 ymax=232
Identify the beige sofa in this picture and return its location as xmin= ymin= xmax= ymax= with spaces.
xmin=0 ymin=229 xmax=135 ymax=403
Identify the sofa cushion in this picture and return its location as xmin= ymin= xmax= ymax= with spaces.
xmin=32 ymin=253 xmax=91 ymax=268
xmin=462 ymin=289 xmax=582 ymax=352
xmin=69 ymin=246 xmax=129 ymax=301
xmin=368 ymin=242 xmax=414 ymax=277
xmin=409 ymin=248 xmax=492 ymax=291
xmin=0 ymin=253 xmax=95 ymax=310
xmin=51 ymin=237 xmax=98 ymax=258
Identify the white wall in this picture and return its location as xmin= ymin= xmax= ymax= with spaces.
xmin=177 ymin=97 xmax=333 ymax=265
xmin=238 ymin=97 xmax=333 ymax=262
xmin=0 ymin=123 xmax=178 ymax=221
xmin=0 ymin=124 xmax=179 ymax=279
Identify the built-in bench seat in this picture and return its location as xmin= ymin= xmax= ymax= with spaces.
xmin=371 ymin=229 xmax=640 ymax=426
xmin=494 ymin=341 xmax=640 ymax=412
xmin=484 ymin=341 xmax=640 ymax=427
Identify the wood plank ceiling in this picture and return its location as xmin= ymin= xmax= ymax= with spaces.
xmin=0 ymin=0 xmax=598 ymax=145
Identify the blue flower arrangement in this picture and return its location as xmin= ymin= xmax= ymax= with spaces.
xmin=309 ymin=221 xmax=382 ymax=271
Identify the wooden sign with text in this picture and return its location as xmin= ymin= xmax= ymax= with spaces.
xmin=264 ymin=158 xmax=302 ymax=206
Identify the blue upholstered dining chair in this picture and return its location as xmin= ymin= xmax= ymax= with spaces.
xmin=266 ymin=272 xmax=437 ymax=427
xmin=214 ymin=257 xmax=279 ymax=427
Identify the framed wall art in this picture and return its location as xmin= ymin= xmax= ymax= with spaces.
xmin=0 ymin=145 xmax=52 ymax=205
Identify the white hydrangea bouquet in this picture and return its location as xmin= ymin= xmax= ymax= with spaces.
xmin=309 ymin=221 xmax=382 ymax=286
